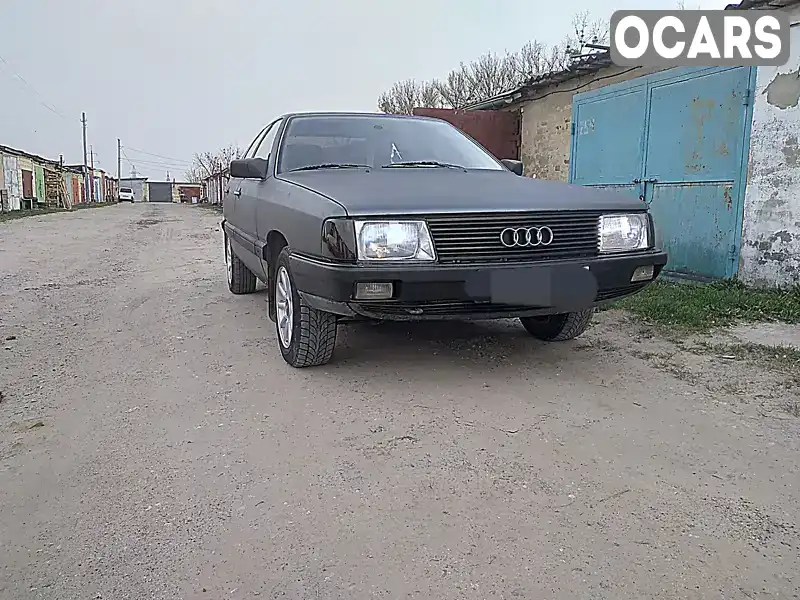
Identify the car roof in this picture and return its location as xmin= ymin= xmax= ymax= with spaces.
xmin=278 ymin=111 xmax=440 ymax=123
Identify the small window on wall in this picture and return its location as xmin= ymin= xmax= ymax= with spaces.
xmin=254 ymin=119 xmax=283 ymax=165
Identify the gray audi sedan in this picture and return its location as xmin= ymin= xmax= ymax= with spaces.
xmin=221 ymin=112 xmax=667 ymax=368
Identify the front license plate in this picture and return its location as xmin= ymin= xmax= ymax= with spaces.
xmin=489 ymin=265 xmax=598 ymax=310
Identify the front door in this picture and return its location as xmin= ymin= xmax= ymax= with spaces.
xmin=235 ymin=118 xmax=282 ymax=243
xmin=225 ymin=121 xmax=274 ymax=236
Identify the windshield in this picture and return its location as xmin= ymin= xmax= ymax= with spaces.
xmin=277 ymin=115 xmax=505 ymax=173
xmin=120 ymin=188 xmax=132 ymax=193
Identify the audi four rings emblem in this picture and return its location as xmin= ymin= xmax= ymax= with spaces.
xmin=500 ymin=226 xmax=554 ymax=248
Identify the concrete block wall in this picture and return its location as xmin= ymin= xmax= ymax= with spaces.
xmin=518 ymin=64 xmax=664 ymax=181
xmin=739 ymin=3 xmax=800 ymax=287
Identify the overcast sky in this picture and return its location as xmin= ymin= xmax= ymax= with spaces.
xmin=2 ymin=0 xmax=728 ymax=181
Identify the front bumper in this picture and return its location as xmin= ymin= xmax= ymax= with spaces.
xmin=290 ymin=250 xmax=668 ymax=321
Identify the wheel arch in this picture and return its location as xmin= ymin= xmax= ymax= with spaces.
xmin=265 ymin=230 xmax=289 ymax=321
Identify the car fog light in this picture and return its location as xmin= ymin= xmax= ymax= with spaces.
xmin=631 ymin=265 xmax=655 ymax=282
xmin=354 ymin=282 xmax=393 ymax=300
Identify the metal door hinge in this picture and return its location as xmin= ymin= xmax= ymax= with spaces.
xmin=728 ymin=243 xmax=737 ymax=260
xmin=742 ymin=88 xmax=752 ymax=107
xmin=570 ymin=122 xmax=576 ymax=136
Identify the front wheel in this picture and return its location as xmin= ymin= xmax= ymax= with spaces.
xmin=274 ymin=248 xmax=338 ymax=368
xmin=520 ymin=309 xmax=593 ymax=341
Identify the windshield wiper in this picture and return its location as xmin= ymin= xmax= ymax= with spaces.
xmin=382 ymin=160 xmax=467 ymax=170
xmin=288 ymin=163 xmax=370 ymax=172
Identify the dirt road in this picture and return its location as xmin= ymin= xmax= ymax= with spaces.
xmin=1 ymin=203 xmax=798 ymax=599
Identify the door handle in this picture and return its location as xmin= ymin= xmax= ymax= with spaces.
xmin=233 ymin=189 xmax=242 ymax=197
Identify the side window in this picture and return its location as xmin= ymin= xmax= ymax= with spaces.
xmin=255 ymin=119 xmax=283 ymax=164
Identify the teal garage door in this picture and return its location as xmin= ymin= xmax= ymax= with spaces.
xmin=569 ymin=66 xmax=755 ymax=281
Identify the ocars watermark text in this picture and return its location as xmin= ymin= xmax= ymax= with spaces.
xmin=610 ymin=10 xmax=790 ymax=67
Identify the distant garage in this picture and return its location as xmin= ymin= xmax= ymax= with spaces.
xmin=148 ymin=182 xmax=173 ymax=203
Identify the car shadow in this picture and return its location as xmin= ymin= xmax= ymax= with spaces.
xmin=330 ymin=318 xmax=592 ymax=373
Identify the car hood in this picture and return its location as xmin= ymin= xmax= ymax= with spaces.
xmin=278 ymin=169 xmax=645 ymax=216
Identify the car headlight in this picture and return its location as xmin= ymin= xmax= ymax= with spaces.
xmin=599 ymin=213 xmax=650 ymax=253
xmin=354 ymin=220 xmax=436 ymax=261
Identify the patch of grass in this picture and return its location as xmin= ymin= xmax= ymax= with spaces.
xmin=193 ymin=203 xmax=223 ymax=213
xmin=725 ymin=342 xmax=800 ymax=372
xmin=73 ymin=201 xmax=118 ymax=210
xmin=692 ymin=341 xmax=800 ymax=372
xmin=0 ymin=202 xmax=118 ymax=222
xmin=614 ymin=279 xmax=800 ymax=331
xmin=0 ymin=207 xmax=65 ymax=222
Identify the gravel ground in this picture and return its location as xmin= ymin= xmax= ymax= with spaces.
xmin=1 ymin=203 xmax=798 ymax=600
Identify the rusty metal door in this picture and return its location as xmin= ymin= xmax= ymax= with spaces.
xmin=72 ymin=176 xmax=81 ymax=204
xmin=570 ymin=66 xmax=754 ymax=280
xmin=411 ymin=108 xmax=520 ymax=161
xmin=21 ymin=169 xmax=33 ymax=198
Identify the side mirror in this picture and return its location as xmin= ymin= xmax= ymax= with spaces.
xmin=501 ymin=159 xmax=524 ymax=176
xmin=230 ymin=158 xmax=268 ymax=179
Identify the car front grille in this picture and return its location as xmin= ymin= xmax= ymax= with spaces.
xmin=425 ymin=211 xmax=601 ymax=264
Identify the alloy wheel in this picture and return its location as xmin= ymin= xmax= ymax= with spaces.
xmin=225 ymin=238 xmax=233 ymax=285
xmin=275 ymin=266 xmax=294 ymax=348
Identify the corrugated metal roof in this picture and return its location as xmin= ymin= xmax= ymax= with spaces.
xmin=467 ymin=0 xmax=799 ymax=111
xmin=0 ymin=144 xmax=61 ymax=167
xmin=465 ymin=51 xmax=614 ymax=110
xmin=726 ymin=0 xmax=799 ymax=9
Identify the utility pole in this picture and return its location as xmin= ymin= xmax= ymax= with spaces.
xmin=117 ymin=139 xmax=121 ymax=186
xmin=89 ymin=145 xmax=95 ymax=202
xmin=81 ymin=112 xmax=89 ymax=204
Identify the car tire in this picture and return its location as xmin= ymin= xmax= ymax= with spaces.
xmin=274 ymin=248 xmax=337 ymax=368
xmin=225 ymin=235 xmax=257 ymax=295
xmin=519 ymin=309 xmax=594 ymax=341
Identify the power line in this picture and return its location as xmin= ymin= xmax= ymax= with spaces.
xmin=0 ymin=53 xmax=76 ymax=121
xmin=122 ymin=145 xmax=191 ymax=165
xmin=120 ymin=147 xmax=188 ymax=175
xmin=122 ymin=157 xmax=191 ymax=170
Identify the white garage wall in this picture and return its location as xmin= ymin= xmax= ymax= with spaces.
xmin=740 ymin=7 xmax=800 ymax=287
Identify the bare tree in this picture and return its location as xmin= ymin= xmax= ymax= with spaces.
xmin=378 ymin=10 xmax=609 ymax=113
xmin=377 ymin=79 xmax=444 ymax=115
xmin=184 ymin=143 xmax=244 ymax=182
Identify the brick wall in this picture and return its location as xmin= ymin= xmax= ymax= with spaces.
xmin=518 ymin=64 xmax=665 ymax=181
